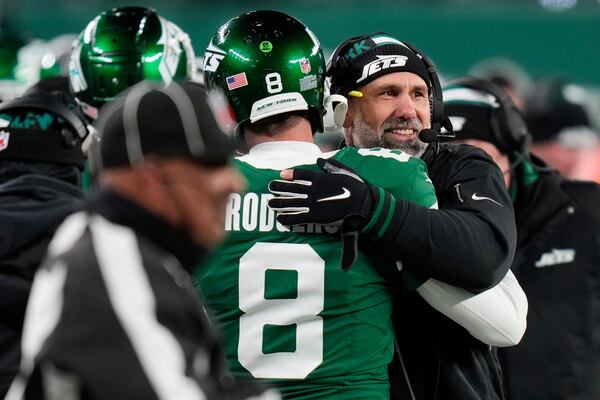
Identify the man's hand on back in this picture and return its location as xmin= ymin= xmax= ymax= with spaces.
xmin=268 ymin=157 xmax=376 ymax=232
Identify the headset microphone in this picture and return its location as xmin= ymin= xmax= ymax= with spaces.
xmin=418 ymin=129 xmax=439 ymax=143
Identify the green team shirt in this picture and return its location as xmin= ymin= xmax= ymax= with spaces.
xmin=194 ymin=142 xmax=436 ymax=399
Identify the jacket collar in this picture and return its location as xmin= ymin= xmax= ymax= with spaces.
xmin=512 ymin=155 xmax=570 ymax=247
xmin=86 ymin=188 xmax=207 ymax=271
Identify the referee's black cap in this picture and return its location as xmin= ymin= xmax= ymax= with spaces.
xmin=95 ymin=80 xmax=235 ymax=169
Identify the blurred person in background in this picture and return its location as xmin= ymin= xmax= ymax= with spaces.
xmin=444 ymin=76 xmax=600 ymax=400
xmin=469 ymin=57 xmax=532 ymax=110
xmin=0 ymin=14 xmax=75 ymax=102
xmin=68 ymin=6 xmax=196 ymax=121
xmin=12 ymin=34 xmax=77 ymax=93
xmin=68 ymin=6 xmax=196 ymax=188
xmin=524 ymin=77 xmax=600 ymax=183
xmin=5 ymin=81 xmax=278 ymax=400
xmin=0 ymin=82 xmax=87 ymax=397
xmin=271 ymin=31 xmax=521 ymax=400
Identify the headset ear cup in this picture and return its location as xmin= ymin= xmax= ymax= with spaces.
xmin=446 ymin=76 xmax=530 ymax=154
xmin=428 ymin=72 xmax=443 ymax=128
xmin=323 ymin=94 xmax=348 ymax=131
xmin=492 ymin=99 xmax=526 ymax=155
xmin=497 ymin=98 xmax=528 ymax=154
xmin=488 ymin=108 xmax=507 ymax=153
xmin=520 ymin=131 xmax=531 ymax=154
xmin=432 ymin=97 xmax=444 ymax=127
xmin=401 ymin=42 xmax=443 ymax=132
xmin=508 ymin=105 xmax=529 ymax=153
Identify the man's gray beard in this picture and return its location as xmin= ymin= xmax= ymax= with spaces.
xmin=351 ymin=114 xmax=429 ymax=158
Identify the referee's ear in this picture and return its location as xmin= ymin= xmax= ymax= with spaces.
xmin=135 ymin=157 xmax=168 ymax=188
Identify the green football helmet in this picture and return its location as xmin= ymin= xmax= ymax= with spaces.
xmin=203 ymin=10 xmax=325 ymax=133
xmin=69 ymin=6 xmax=195 ymax=115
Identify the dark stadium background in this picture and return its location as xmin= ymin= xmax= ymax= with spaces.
xmin=5 ymin=0 xmax=600 ymax=86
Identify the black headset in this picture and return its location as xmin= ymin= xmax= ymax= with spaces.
xmin=326 ymin=32 xmax=450 ymax=134
xmin=446 ymin=76 xmax=529 ymax=155
xmin=0 ymin=90 xmax=89 ymax=149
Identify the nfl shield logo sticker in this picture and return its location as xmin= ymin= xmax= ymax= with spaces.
xmin=300 ymin=58 xmax=311 ymax=74
xmin=0 ymin=130 xmax=9 ymax=152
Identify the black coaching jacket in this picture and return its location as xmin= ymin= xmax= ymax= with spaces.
xmin=390 ymin=142 xmax=517 ymax=400
xmin=0 ymin=166 xmax=83 ymax=397
xmin=498 ymin=156 xmax=600 ymax=400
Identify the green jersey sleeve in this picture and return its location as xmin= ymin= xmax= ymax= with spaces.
xmin=332 ymin=147 xmax=437 ymax=210
xmin=332 ymin=147 xmax=438 ymax=289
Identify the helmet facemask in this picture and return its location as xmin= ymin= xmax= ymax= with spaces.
xmin=69 ymin=7 xmax=195 ymax=118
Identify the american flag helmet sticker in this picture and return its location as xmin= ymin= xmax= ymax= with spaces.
xmin=226 ymin=72 xmax=248 ymax=91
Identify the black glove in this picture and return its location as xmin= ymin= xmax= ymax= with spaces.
xmin=268 ymin=157 xmax=378 ymax=270
xmin=268 ymin=157 xmax=376 ymax=229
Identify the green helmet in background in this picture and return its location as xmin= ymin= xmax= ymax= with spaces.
xmin=203 ymin=10 xmax=325 ymax=133
xmin=69 ymin=6 xmax=195 ymax=117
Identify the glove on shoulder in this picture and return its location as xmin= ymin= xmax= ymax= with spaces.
xmin=269 ymin=157 xmax=397 ymax=270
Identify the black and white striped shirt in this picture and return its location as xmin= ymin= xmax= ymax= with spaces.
xmin=6 ymin=190 xmax=278 ymax=400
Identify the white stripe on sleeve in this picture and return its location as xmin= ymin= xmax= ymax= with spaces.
xmin=6 ymin=262 xmax=68 ymax=400
xmin=89 ymin=215 xmax=205 ymax=400
xmin=7 ymin=213 xmax=89 ymax=400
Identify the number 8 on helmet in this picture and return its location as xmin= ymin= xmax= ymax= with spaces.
xmin=202 ymin=10 xmax=326 ymax=144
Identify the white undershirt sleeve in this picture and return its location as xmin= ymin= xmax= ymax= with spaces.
xmin=416 ymin=269 xmax=528 ymax=347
